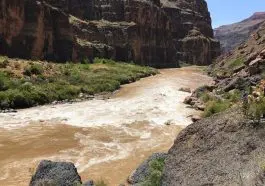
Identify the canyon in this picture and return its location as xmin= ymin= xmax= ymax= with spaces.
xmin=0 ymin=0 xmax=220 ymax=67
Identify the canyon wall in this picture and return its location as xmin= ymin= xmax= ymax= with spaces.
xmin=0 ymin=0 xmax=220 ymax=67
xmin=215 ymin=12 xmax=265 ymax=53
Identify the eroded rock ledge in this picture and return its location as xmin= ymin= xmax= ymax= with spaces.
xmin=0 ymin=0 xmax=220 ymax=67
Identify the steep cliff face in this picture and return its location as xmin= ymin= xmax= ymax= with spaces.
xmin=215 ymin=12 xmax=265 ymax=53
xmin=211 ymin=21 xmax=265 ymax=80
xmin=0 ymin=0 xmax=219 ymax=67
xmin=0 ymin=0 xmax=73 ymax=61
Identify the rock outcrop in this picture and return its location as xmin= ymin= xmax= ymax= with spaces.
xmin=215 ymin=12 xmax=265 ymax=53
xmin=30 ymin=160 xmax=82 ymax=186
xmin=162 ymin=108 xmax=265 ymax=186
xmin=0 ymin=0 xmax=219 ymax=67
xmin=160 ymin=17 xmax=265 ymax=186
xmin=211 ymin=21 xmax=265 ymax=91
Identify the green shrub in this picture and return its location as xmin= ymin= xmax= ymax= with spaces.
xmin=95 ymin=179 xmax=108 ymax=186
xmin=224 ymin=89 xmax=241 ymax=103
xmin=246 ymin=97 xmax=265 ymax=121
xmin=200 ymin=92 xmax=214 ymax=103
xmin=141 ymin=157 xmax=165 ymax=186
xmin=203 ymin=100 xmax=230 ymax=117
xmin=0 ymin=72 xmax=10 ymax=91
xmin=23 ymin=64 xmax=43 ymax=76
xmin=229 ymin=58 xmax=244 ymax=68
xmin=0 ymin=59 xmax=9 ymax=68
xmin=80 ymin=57 xmax=90 ymax=64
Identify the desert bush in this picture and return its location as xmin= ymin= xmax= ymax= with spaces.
xmin=201 ymin=89 xmax=241 ymax=118
xmin=141 ymin=157 xmax=165 ymax=186
xmin=24 ymin=64 xmax=44 ymax=76
xmin=203 ymin=99 xmax=230 ymax=117
xmin=229 ymin=58 xmax=244 ymax=68
xmin=246 ymin=96 xmax=265 ymax=121
xmin=200 ymin=92 xmax=214 ymax=102
xmin=0 ymin=59 xmax=9 ymax=68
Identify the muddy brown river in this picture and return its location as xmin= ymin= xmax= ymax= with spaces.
xmin=0 ymin=67 xmax=212 ymax=186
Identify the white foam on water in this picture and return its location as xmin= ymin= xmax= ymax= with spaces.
xmin=0 ymin=84 xmax=194 ymax=129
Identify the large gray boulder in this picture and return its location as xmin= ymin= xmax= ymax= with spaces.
xmin=162 ymin=108 xmax=265 ymax=186
xmin=30 ymin=160 xmax=82 ymax=186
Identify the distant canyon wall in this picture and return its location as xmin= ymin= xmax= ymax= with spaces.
xmin=0 ymin=0 xmax=220 ymax=67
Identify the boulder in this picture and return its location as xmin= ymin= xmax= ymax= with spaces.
xmin=179 ymin=87 xmax=192 ymax=93
xmin=162 ymin=108 xmax=265 ymax=186
xmin=249 ymin=58 xmax=263 ymax=66
xmin=128 ymin=153 xmax=167 ymax=184
xmin=249 ymin=66 xmax=260 ymax=76
xmin=183 ymin=96 xmax=193 ymax=104
xmin=233 ymin=65 xmax=245 ymax=73
xmin=245 ymin=52 xmax=259 ymax=65
xmin=196 ymin=104 xmax=206 ymax=111
xmin=223 ymin=77 xmax=247 ymax=92
xmin=30 ymin=160 xmax=82 ymax=186
xmin=191 ymin=115 xmax=201 ymax=122
xmin=260 ymin=49 xmax=265 ymax=58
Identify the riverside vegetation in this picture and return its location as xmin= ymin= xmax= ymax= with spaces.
xmin=0 ymin=56 xmax=157 ymax=109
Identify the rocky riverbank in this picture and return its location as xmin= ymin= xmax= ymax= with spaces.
xmin=126 ymin=19 xmax=265 ymax=186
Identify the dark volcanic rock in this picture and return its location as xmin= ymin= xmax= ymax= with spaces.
xmin=215 ymin=12 xmax=265 ymax=53
xmin=162 ymin=108 xmax=265 ymax=186
xmin=0 ymin=0 xmax=219 ymax=67
xmin=30 ymin=160 xmax=82 ymax=186
xmin=128 ymin=152 xmax=167 ymax=184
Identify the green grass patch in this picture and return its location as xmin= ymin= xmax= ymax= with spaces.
xmin=245 ymin=95 xmax=265 ymax=122
xmin=203 ymin=99 xmax=230 ymax=117
xmin=95 ymin=179 xmax=108 ymax=186
xmin=228 ymin=58 xmax=244 ymax=68
xmin=0 ymin=57 xmax=158 ymax=109
xmin=23 ymin=64 xmax=44 ymax=76
xmin=140 ymin=157 xmax=165 ymax=186
xmin=200 ymin=89 xmax=241 ymax=118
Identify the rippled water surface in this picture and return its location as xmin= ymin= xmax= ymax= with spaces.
xmin=0 ymin=67 xmax=212 ymax=186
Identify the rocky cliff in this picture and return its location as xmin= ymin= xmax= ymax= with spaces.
xmin=211 ymin=21 xmax=265 ymax=83
xmin=160 ymin=17 xmax=265 ymax=186
xmin=215 ymin=12 xmax=265 ymax=53
xmin=0 ymin=0 xmax=220 ymax=67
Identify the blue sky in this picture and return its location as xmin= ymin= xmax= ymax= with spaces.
xmin=206 ymin=0 xmax=265 ymax=28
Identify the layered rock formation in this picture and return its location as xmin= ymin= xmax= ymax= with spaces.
xmin=0 ymin=0 xmax=219 ymax=67
xmin=211 ymin=21 xmax=265 ymax=89
xmin=215 ymin=12 xmax=265 ymax=53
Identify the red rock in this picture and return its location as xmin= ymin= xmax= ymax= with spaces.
xmin=0 ymin=0 xmax=220 ymax=67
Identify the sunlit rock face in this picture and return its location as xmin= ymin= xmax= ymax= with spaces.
xmin=215 ymin=12 xmax=265 ymax=53
xmin=0 ymin=0 xmax=220 ymax=67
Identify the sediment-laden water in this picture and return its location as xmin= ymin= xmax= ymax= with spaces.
xmin=0 ymin=67 xmax=212 ymax=186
